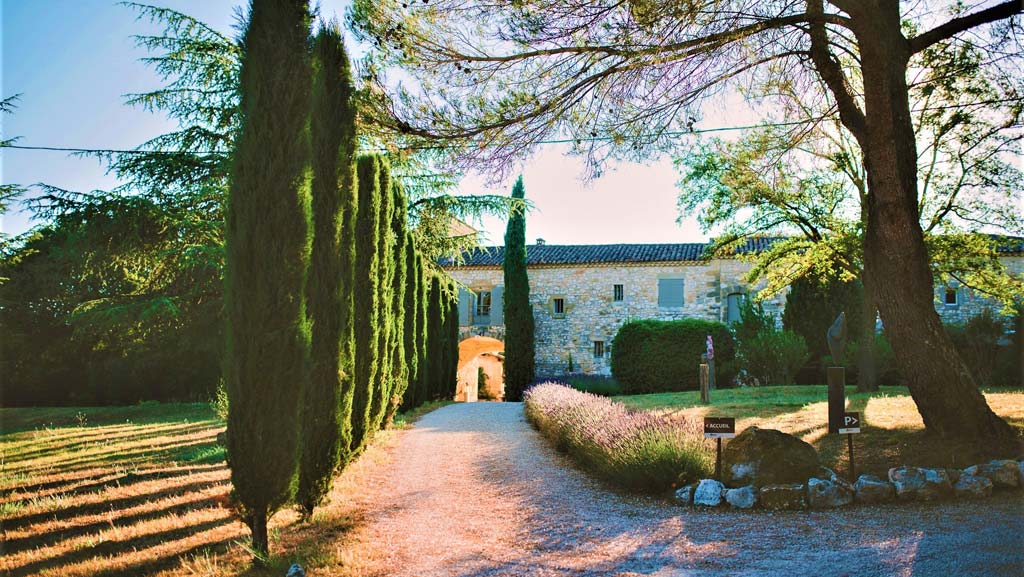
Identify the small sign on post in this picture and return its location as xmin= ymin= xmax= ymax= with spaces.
xmin=838 ymin=411 xmax=860 ymax=482
xmin=704 ymin=417 xmax=736 ymax=481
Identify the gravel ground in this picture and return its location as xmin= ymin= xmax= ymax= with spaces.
xmin=344 ymin=402 xmax=1023 ymax=577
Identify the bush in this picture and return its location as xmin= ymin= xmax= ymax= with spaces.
xmin=611 ymin=319 xmax=736 ymax=394
xmin=742 ymin=330 xmax=809 ymax=386
xmin=946 ymin=310 xmax=1016 ymax=387
xmin=524 ymin=383 xmax=711 ymax=492
xmin=823 ymin=334 xmax=901 ymax=386
xmin=564 ymin=375 xmax=624 ymax=396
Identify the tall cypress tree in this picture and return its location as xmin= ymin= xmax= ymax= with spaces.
xmin=425 ymin=274 xmax=444 ymax=400
xmin=445 ymin=286 xmax=460 ymax=399
xmin=384 ymin=183 xmax=408 ymax=425
xmin=351 ymin=154 xmax=383 ymax=453
xmin=398 ymin=238 xmax=418 ymax=412
xmin=370 ymin=163 xmax=395 ymax=432
xmin=224 ymin=0 xmax=311 ymax=558
xmin=409 ymin=253 xmax=430 ymax=408
xmin=297 ymin=24 xmax=356 ymax=517
xmin=503 ymin=176 xmax=534 ymax=401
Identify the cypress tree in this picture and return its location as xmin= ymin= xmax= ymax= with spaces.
xmin=351 ymin=154 xmax=383 ymax=453
xmin=410 ymin=254 xmax=430 ymax=408
xmin=425 ymin=274 xmax=444 ymax=400
xmin=224 ymin=0 xmax=311 ymax=558
xmin=297 ymin=24 xmax=356 ymax=517
xmin=384 ymin=184 xmax=409 ymax=425
xmin=398 ymin=239 xmax=418 ymax=412
xmin=445 ymin=285 xmax=460 ymax=399
xmin=370 ymin=163 xmax=395 ymax=432
xmin=503 ymin=176 xmax=535 ymax=401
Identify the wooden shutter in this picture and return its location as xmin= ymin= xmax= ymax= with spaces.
xmin=491 ymin=285 xmax=504 ymax=325
xmin=458 ymin=288 xmax=473 ymax=326
xmin=658 ymin=278 xmax=684 ymax=308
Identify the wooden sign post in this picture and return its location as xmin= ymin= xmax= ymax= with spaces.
xmin=837 ymin=411 xmax=861 ymax=482
xmin=699 ymin=362 xmax=710 ymax=404
xmin=704 ymin=417 xmax=736 ymax=481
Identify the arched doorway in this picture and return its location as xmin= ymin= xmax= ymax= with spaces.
xmin=456 ymin=336 xmax=505 ymax=402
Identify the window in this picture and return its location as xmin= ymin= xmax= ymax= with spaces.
xmin=944 ymin=286 xmax=959 ymax=306
xmin=476 ymin=291 xmax=492 ymax=316
xmin=726 ymin=293 xmax=745 ymax=323
xmin=613 ymin=284 xmax=624 ymax=302
xmin=657 ymin=278 xmax=685 ymax=308
xmin=593 ymin=340 xmax=605 ymax=359
xmin=552 ymin=297 xmax=565 ymax=316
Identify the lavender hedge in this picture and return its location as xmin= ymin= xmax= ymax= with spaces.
xmin=524 ymin=383 xmax=712 ymax=492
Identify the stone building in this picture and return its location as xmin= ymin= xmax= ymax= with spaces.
xmin=443 ymin=239 xmax=1024 ymax=380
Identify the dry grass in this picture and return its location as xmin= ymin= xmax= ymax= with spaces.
xmin=0 ymin=401 xmax=447 ymax=577
xmin=615 ymin=386 xmax=1024 ymax=477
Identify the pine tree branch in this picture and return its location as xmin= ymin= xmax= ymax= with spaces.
xmin=908 ymin=1 xmax=1022 ymax=55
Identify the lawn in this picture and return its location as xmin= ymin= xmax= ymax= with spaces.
xmin=615 ymin=385 xmax=1024 ymax=478
xmin=0 ymin=401 xmax=447 ymax=577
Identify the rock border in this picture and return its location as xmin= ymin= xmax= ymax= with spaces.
xmin=674 ymin=459 xmax=1022 ymax=511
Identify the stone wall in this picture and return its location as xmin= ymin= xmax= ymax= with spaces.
xmin=447 ymin=254 xmax=1024 ymax=378
xmin=447 ymin=259 xmax=786 ymax=377
xmin=933 ymin=256 xmax=1024 ymax=325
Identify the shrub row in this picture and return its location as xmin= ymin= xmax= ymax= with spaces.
xmin=524 ymin=383 xmax=711 ymax=492
xmin=611 ymin=319 xmax=736 ymax=394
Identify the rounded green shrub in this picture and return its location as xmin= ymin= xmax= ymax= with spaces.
xmin=611 ymin=319 xmax=735 ymax=394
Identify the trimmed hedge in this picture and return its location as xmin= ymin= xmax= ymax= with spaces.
xmin=611 ymin=319 xmax=736 ymax=394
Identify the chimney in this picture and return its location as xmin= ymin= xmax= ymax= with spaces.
xmin=536 ymin=238 xmax=546 ymax=246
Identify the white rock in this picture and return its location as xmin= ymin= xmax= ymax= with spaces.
xmin=725 ymin=485 xmax=758 ymax=509
xmin=693 ymin=479 xmax=725 ymax=507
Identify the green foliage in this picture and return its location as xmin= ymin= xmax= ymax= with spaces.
xmin=223 ymin=0 xmax=312 ymax=557
xmin=297 ymin=25 xmax=356 ymax=517
xmin=782 ymin=276 xmax=864 ymax=367
xmin=731 ymin=298 xmax=773 ymax=351
xmin=424 ymin=274 xmax=445 ymax=400
xmin=370 ymin=161 xmax=396 ymax=434
xmin=610 ymin=319 xmax=736 ymax=394
xmin=741 ymin=330 xmax=809 ymax=386
xmin=824 ymin=334 xmax=900 ymax=386
xmin=946 ymin=310 xmax=1017 ymax=387
xmin=502 ymin=176 xmax=535 ymax=401
xmin=384 ymin=184 xmax=409 ymax=426
xmin=400 ymin=239 xmax=420 ymax=409
xmin=351 ymin=154 xmax=384 ymax=453
xmin=444 ymin=285 xmax=460 ymax=399
xmin=212 ymin=379 xmax=229 ymax=421
xmin=566 ymin=352 xmax=575 ymax=373
xmin=564 ymin=375 xmax=624 ymax=397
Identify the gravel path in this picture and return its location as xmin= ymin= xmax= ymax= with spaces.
xmin=345 ymin=402 xmax=1023 ymax=577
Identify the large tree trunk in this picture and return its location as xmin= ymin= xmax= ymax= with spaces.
xmin=848 ymin=4 xmax=1012 ymax=438
xmin=856 ymin=267 xmax=878 ymax=392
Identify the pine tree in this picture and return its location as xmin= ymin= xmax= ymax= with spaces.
xmin=297 ymin=24 xmax=356 ymax=517
xmin=370 ymin=162 xmax=395 ymax=432
xmin=503 ymin=176 xmax=534 ymax=401
xmin=398 ymin=238 xmax=418 ymax=412
xmin=384 ymin=183 xmax=409 ymax=425
xmin=224 ymin=0 xmax=312 ymax=558
xmin=351 ymin=154 xmax=383 ymax=453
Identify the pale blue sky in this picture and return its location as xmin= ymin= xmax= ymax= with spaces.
xmin=1 ymin=0 xmax=710 ymax=245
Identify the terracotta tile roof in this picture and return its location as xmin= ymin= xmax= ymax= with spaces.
xmin=440 ymin=235 xmax=1024 ymax=267
xmin=441 ymin=238 xmax=782 ymax=267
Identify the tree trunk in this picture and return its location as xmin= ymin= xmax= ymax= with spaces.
xmin=849 ymin=4 xmax=1012 ymax=438
xmin=250 ymin=511 xmax=269 ymax=563
xmin=856 ymin=264 xmax=878 ymax=392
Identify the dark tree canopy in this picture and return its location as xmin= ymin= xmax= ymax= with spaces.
xmin=502 ymin=176 xmax=535 ymax=401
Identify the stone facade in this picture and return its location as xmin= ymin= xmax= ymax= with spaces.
xmin=444 ymin=244 xmax=1023 ymax=378
xmin=933 ymin=256 xmax=1024 ymax=325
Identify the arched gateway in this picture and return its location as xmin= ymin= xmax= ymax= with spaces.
xmin=456 ymin=336 xmax=505 ymax=402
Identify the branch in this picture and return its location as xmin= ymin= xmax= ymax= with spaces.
xmin=807 ymin=0 xmax=867 ymax=142
xmin=908 ymin=1 xmax=1022 ymax=54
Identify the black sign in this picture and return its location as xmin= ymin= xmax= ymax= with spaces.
xmin=838 ymin=412 xmax=861 ymax=434
xmin=704 ymin=417 xmax=736 ymax=439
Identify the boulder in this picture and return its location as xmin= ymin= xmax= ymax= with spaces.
xmin=888 ymin=467 xmax=952 ymax=501
xmin=725 ymin=485 xmax=758 ymax=509
xmin=286 ymin=563 xmax=305 ymax=577
xmin=954 ymin=474 xmax=993 ymax=499
xmin=674 ymin=484 xmax=695 ymax=506
xmin=722 ymin=427 xmax=820 ymax=487
xmin=759 ymin=484 xmax=807 ymax=510
xmin=807 ymin=477 xmax=854 ymax=509
xmin=853 ymin=474 xmax=896 ymax=504
xmin=693 ymin=479 xmax=725 ymax=507
xmin=964 ymin=460 xmax=1020 ymax=489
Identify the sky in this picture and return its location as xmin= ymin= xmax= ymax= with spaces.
xmin=1 ymin=0 xmax=732 ymax=245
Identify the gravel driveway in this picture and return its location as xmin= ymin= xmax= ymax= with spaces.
xmin=345 ymin=402 xmax=1023 ymax=577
